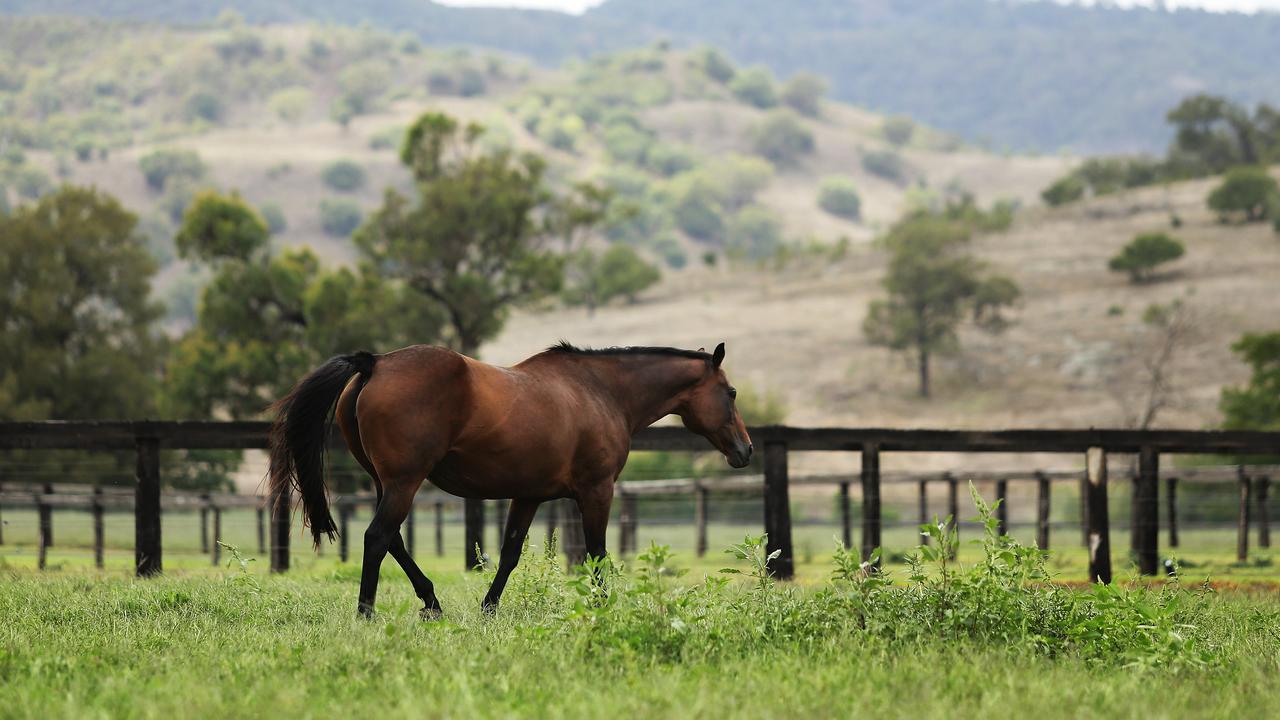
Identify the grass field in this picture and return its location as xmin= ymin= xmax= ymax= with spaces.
xmin=3 ymin=506 xmax=1280 ymax=720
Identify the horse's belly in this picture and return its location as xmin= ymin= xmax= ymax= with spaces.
xmin=427 ymin=452 xmax=568 ymax=500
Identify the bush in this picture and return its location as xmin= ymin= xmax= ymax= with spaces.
xmin=258 ymin=203 xmax=287 ymax=234
xmin=881 ymin=115 xmax=915 ymax=146
xmin=14 ymin=166 xmax=51 ymax=200
xmin=652 ymin=234 xmax=687 ymax=269
xmin=818 ymin=176 xmax=862 ymax=220
xmin=184 ymin=91 xmax=223 ymax=123
xmin=1207 ymin=166 xmax=1279 ymax=222
xmin=861 ymin=149 xmax=908 ymax=184
xmin=321 ymin=160 xmax=367 ymax=192
xmin=139 ymin=149 xmax=207 ymax=193
xmin=318 ymin=199 xmax=363 ymax=237
xmin=726 ymin=205 xmax=783 ymax=259
xmin=750 ymin=111 xmax=814 ymax=167
xmin=673 ymin=186 xmax=724 ymax=241
xmin=73 ymin=138 xmax=95 ymax=162
xmin=269 ymin=87 xmax=311 ymax=124
xmin=730 ymin=66 xmax=778 ymax=109
xmin=696 ymin=47 xmax=736 ymax=83
xmin=780 ymin=73 xmax=826 ymax=117
xmin=602 ymin=123 xmax=653 ymax=165
xmin=1041 ymin=175 xmax=1086 ymax=206
xmin=1108 ymin=232 xmax=1185 ymax=283
xmin=645 ymin=143 xmax=696 ymax=177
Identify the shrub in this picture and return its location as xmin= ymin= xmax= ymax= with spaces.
xmin=818 ymin=176 xmax=862 ymax=220
xmin=318 ymin=198 xmax=363 ymax=237
xmin=269 ymin=87 xmax=311 ymax=124
xmin=697 ymin=47 xmax=736 ymax=83
xmin=780 ymin=73 xmax=826 ymax=117
xmin=1207 ymin=166 xmax=1279 ymax=222
xmin=673 ymin=186 xmax=724 ymax=241
xmin=750 ymin=111 xmax=814 ymax=167
xmin=139 ymin=149 xmax=207 ymax=193
xmin=726 ymin=204 xmax=783 ymax=259
xmin=652 ymin=234 xmax=687 ymax=269
xmin=1108 ymin=232 xmax=1185 ymax=283
xmin=881 ymin=115 xmax=915 ymax=146
xmin=645 ymin=143 xmax=696 ymax=177
xmin=73 ymin=138 xmax=95 ymax=162
xmin=730 ymin=66 xmax=778 ymax=109
xmin=14 ymin=166 xmax=51 ymax=200
xmin=258 ymin=203 xmax=287 ymax=234
xmin=184 ymin=91 xmax=223 ymax=123
xmin=1041 ymin=174 xmax=1086 ymax=206
xmin=861 ymin=149 xmax=908 ymax=184
xmin=321 ymin=160 xmax=367 ymax=192
xmin=603 ymin=123 xmax=653 ymax=165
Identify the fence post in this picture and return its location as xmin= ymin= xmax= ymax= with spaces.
xmin=256 ymin=506 xmax=266 ymax=555
xmin=839 ymin=481 xmax=852 ymax=549
xmin=1166 ymin=477 xmax=1179 ymax=548
xmin=135 ymin=436 xmax=162 ymax=577
xmin=92 ymin=486 xmax=105 ymax=569
xmin=946 ymin=472 xmax=959 ymax=560
xmin=405 ymin=498 xmax=416 ymax=557
xmin=1135 ymin=446 xmax=1159 ymax=575
xmin=339 ymin=501 xmax=351 ymax=562
xmin=199 ymin=495 xmax=210 ymax=554
xmin=1086 ymin=447 xmax=1111 ymax=584
xmin=434 ymin=499 xmax=444 ymax=556
xmin=464 ymin=497 xmax=485 ymax=570
xmin=763 ymin=441 xmax=795 ymax=579
xmin=211 ymin=505 xmax=222 ymax=566
xmin=269 ymin=484 xmax=291 ymax=574
xmin=1237 ymin=467 xmax=1251 ymax=563
xmin=695 ymin=482 xmax=708 ymax=557
xmin=917 ymin=479 xmax=929 ymax=545
xmin=1036 ymin=471 xmax=1051 ymax=550
xmin=562 ymin=499 xmax=585 ymax=568
xmin=860 ymin=443 xmax=881 ymax=568
xmin=1079 ymin=473 xmax=1090 ymax=547
xmin=1257 ymin=476 xmax=1271 ymax=549
xmin=37 ymin=483 xmax=52 ymax=570
xmin=995 ymin=479 xmax=1009 ymax=537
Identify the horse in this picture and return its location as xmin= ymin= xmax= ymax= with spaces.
xmin=267 ymin=341 xmax=753 ymax=618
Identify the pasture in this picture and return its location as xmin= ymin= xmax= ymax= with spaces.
xmin=3 ymin=505 xmax=1280 ymax=720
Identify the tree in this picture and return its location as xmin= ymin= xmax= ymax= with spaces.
xmin=750 ymin=111 xmax=814 ymax=167
xmin=1106 ymin=300 xmax=1199 ymax=430
xmin=726 ymin=205 xmax=783 ymax=260
xmin=862 ymin=216 xmax=1018 ymax=398
xmin=1166 ymin=94 xmax=1260 ymax=173
xmin=818 ymin=176 xmax=862 ymax=220
xmin=1220 ymin=331 xmax=1280 ymax=431
xmin=563 ymin=244 xmax=661 ymax=315
xmin=780 ymin=73 xmax=826 ymax=117
xmin=321 ymin=160 xmax=367 ymax=192
xmin=1207 ymin=166 xmax=1279 ymax=222
xmin=355 ymin=111 xmax=609 ymax=357
xmin=861 ymin=149 xmax=909 ymax=184
xmin=0 ymin=186 xmax=163 ymax=420
xmin=138 ymin=149 xmax=207 ymax=193
xmin=729 ymin=66 xmax=778 ymax=109
xmin=1108 ymin=232 xmax=1185 ymax=283
xmin=319 ymin=198 xmax=363 ymax=237
xmin=881 ymin=115 xmax=915 ymax=147
xmin=1041 ymin=175 xmax=1085 ymax=206
xmin=696 ymin=46 xmax=736 ymax=83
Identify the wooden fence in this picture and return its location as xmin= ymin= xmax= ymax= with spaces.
xmin=0 ymin=421 xmax=1276 ymax=582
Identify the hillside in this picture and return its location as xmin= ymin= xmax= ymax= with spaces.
xmin=1 ymin=17 xmax=1070 ymax=323
xmin=482 ymin=169 xmax=1280 ymax=472
xmin=4 ymin=0 xmax=1280 ymax=151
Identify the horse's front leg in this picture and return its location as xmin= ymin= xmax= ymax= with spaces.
xmin=575 ymin=480 xmax=616 ymax=592
xmin=481 ymin=499 xmax=541 ymax=614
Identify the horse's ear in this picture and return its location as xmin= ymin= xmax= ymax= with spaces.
xmin=712 ymin=342 xmax=725 ymax=368
xmin=697 ymin=347 xmax=705 ymax=353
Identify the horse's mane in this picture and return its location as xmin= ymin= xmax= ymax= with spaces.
xmin=546 ymin=340 xmax=711 ymax=361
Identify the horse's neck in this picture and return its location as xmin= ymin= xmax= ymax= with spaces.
xmin=594 ymin=356 xmax=705 ymax=433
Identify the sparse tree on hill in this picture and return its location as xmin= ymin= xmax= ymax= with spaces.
xmin=138 ymin=149 xmax=207 ymax=193
xmin=750 ymin=111 xmax=814 ymax=167
xmin=730 ymin=66 xmax=778 ymax=109
xmin=563 ymin=244 xmax=661 ymax=315
xmin=1220 ymin=331 xmax=1280 ymax=431
xmin=781 ymin=73 xmax=826 ymax=117
xmin=863 ymin=215 xmax=1018 ymax=398
xmin=1108 ymin=232 xmax=1185 ymax=283
xmin=882 ymin=115 xmax=916 ymax=147
xmin=1207 ymin=166 xmax=1279 ymax=222
xmin=818 ymin=176 xmax=862 ymax=220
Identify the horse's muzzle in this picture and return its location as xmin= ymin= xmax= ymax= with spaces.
xmin=727 ymin=441 xmax=753 ymax=468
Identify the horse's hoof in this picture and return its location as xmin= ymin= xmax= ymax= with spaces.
xmin=420 ymin=605 xmax=443 ymax=621
xmin=480 ymin=601 xmax=498 ymax=616
xmin=357 ymin=603 xmax=375 ymax=620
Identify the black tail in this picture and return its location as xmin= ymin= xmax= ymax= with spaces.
xmin=268 ymin=351 xmax=377 ymax=547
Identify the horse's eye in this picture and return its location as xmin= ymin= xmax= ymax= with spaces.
xmin=728 ymin=387 xmax=737 ymax=399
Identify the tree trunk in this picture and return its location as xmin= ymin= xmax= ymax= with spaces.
xmin=917 ymin=347 xmax=930 ymax=398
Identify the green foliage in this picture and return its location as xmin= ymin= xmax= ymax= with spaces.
xmin=750 ymin=110 xmax=814 ymax=167
xmin=358 ymin=112 xmax=609 ymax=355
xmin=1041 ymin=174 xmax=1085 ymax=206
xmin=1219 ymin=332 xmax=1280 ymax=431
xmin=183 ymin=91 xmax=223 ymax=123
xmin=729 ymin=66 xmax=778 ymax=109
xmin=817 ymin=175 xmax=861 ymax=220
xmin=268 ymin=87 xmax=311 ymax=124
xmin=0 ymin=186 xmax=162 ymax=420
xmin=12 ymin=165 xmax=50 ymax=200
xmin=780 ymin=73 xmax=825 ymax=117
xmin=733 ymin=383 xmax=788 ymax=425
xmin=258 ymin=202 xmax=287 ymax=234
xmin=321 ymin=159 xmax=367 ymax=192
xmin=695 ymin=46 xmax=736 ymax=83
xmin=726 ymin=204 xmax=783 ymax=260
xmin=175 ymin=191 xmax=269 ymax=263
xmin=881 ymin=115 xmax=915 ymax=147
xmin=861 ymin=148 xmax=908 ymax=184
xmin=1108 ymin=232 xmax=1185 ymax=283
xmin=563 ymin=245 xmax=661 ymax=313
xmin=863 ymin=214 xmax=1019 ymax=397
xmin=645 ymin=142 xmax=696 ymax=177
xmin=672 ymin=182 xmax=724 ymax=241
xmin=318 ymin=198 xmax=363 ymax=238
xmin=1207 ymin=166 xmax=1279 ymax=223
xmin=138 ymin=149 xmax=207 ymax=193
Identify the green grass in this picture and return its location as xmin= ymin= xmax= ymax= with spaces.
xmin=3 ymin=506 xmax=1280 ymax=719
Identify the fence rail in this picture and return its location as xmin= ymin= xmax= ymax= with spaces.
xmin=1 ymin=421 xmax=1276 ymax=581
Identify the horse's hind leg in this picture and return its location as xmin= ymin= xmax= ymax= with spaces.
xmin=481 ymin=499 xmax=541 ymax=614
xmin=358 ymin=475 xmax=423 ymax=618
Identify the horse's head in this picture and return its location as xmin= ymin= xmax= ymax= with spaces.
xmin=679 ymin=342 xmax=753 ymax=469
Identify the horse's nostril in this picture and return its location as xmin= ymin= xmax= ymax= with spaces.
xmin=748 ymin=443 xmax=754 ymax=453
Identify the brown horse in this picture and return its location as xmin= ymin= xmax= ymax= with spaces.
xmin=268 ymin=341 xmax=752 ymax=617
